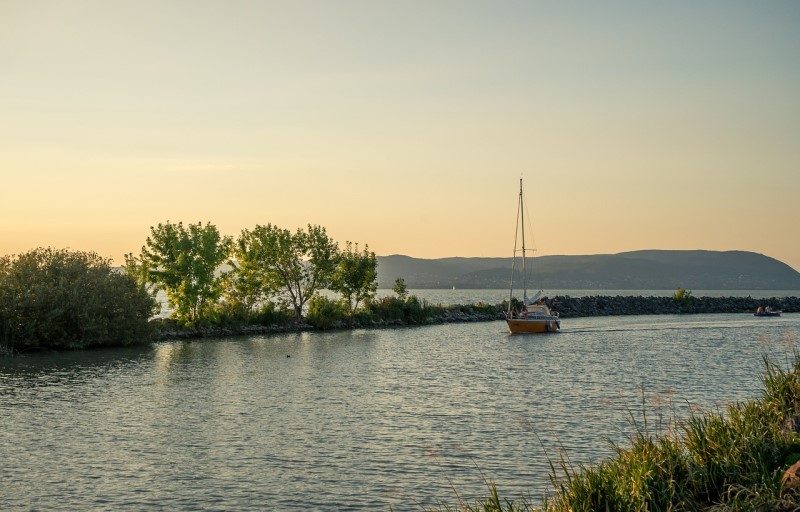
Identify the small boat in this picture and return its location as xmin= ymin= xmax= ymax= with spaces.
xmin=754 ymin=306 xmax=782 ymax=317
xmin=506 ymin=178 xmax=560 ymax=334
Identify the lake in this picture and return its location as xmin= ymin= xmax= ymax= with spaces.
xmin=2 ymin=313 xmax=799 ymax=510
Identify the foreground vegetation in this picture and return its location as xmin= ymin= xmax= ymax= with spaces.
xmin=447 ymin=355 xmax=800 ymax=512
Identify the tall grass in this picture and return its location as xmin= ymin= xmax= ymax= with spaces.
xmin=444 ymin=354 xmax=800 ymax=511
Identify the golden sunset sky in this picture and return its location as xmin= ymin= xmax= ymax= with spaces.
xmin=2 ymin=1 xmax=799 ymax=269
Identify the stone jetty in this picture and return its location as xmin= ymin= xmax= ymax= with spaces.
xmin=543 ymin=295 xmax=800 ymax=318
xmin=154 ymin=295 xmax=799 ymax=340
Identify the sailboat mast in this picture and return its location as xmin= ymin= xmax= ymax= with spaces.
xmin=509 ymin=182 xmax=520 ymax=311
xmin=520 ymin=178 xmax=527 ymax=301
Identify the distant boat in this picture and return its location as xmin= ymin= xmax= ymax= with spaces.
xmin=506 ymin=179 xmax=560 ymax=334
xmin=754 ymin=306 xmax=782 ymax=317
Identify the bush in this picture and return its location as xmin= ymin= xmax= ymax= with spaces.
xmin=305 ymin=295 xmax=348 ymax=329
xmin=211 ymin=299 xmax=251 ymax=326
xmin=368 ymin=296 xmax=406 ymax=322
xmin=209 ymin=299 xmax=294 ymax=328
xmin=250 ymin=301 xmax=293 ymax=326
xmin=0 ymin=248 xmax=158 ymax=351
xmin=404 ymin=295 xmax=433 ymax=323
xmin=673 ymin=287 xmax=693 ymax=303
xmin=366 ymin=295 xmax=435 ymax=324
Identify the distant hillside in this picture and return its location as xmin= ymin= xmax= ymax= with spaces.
xmin=376 ymin=250 xmax=800 ymax=290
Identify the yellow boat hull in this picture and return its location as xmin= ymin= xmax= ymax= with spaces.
xmin=506 ymin=318 xmax=560 ymax=334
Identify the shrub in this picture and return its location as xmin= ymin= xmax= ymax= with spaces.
xmin=368 ymin=296 xmax=406 ymax=322
xmin=305 ymin=295 xmax=348 ymax=329
xmin=210 ymin=298 xmax=294 ymax=328
xmin=0 ymin=248 xmax=157 ymax=351
xmin=673 ymin=287 xmax=693 ymax=303
xmin=250 ymin=301 xmax=293 ymax=326
xmin=404 ymin=295 xmax=433 ymax=323
xmin=366 ymin=295 xmax=436 ymax=324
xmin=212 ymin=299 xmax=251 ymax=326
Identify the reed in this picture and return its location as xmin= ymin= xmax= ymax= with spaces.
xmin=445 ymin=354 xmax=800 ymax=511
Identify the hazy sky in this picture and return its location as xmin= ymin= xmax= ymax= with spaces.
xmin=2 ymin=1 xmax=799 ymax=269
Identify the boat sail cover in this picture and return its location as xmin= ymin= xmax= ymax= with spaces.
xmin=524 ymin=290 xmax=543 ymax=306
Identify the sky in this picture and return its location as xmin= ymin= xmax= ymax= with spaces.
xmin=2 ymin=1 xmax=799 ymax=269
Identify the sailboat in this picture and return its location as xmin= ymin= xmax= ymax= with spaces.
xmin=506 ymin=178 xmax=561 ymax=334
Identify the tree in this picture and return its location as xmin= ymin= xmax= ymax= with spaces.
xmin=331 ymin=242 xmax=378 ymax=318
xmin=125 ymin=221 xmax=232 ymax=325
xmin=393 ymin=277 xmax=408 ymax=300
xmin=237 ymin=223 xmax=338 ymax=319
xmin=222 ymin=230 xmax=278 ymax=318
xmin=0 ymin=248 xmax=157 ymax=351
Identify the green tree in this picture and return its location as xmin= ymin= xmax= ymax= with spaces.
xmin=125 ymin=221 xmax=232 ymax=325
xmin=237 ymin=223 xmax=338 ymax=319
xmin=331 ymin=242 xmax=378 ymax=318
xmin=0 ymin=248 xmax=157 ymax=351
xmin=392 ymin=277 xmax=408 ymax=300
xmin=222 ymin=230 xmax=277 ymax=318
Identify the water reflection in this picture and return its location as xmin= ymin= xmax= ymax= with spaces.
xmin=0 ymin=345 xmax=152 ymax=398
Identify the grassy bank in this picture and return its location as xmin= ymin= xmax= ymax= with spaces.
xmin=448 ymin=354 xmax=800 ymax=512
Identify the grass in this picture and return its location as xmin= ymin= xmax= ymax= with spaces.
xmin=443 ymin=354 xmax=800 ymax=512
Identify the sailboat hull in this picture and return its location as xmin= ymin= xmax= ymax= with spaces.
xmin=506 ymin=318 xmax=560 ymax=334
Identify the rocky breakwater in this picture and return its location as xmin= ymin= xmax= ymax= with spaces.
xmin=430 ymin=304 xmax=507 ymax=323
xmin=543 ymin=295 xmax=800 ymax=318
xmin=152 ymin=303 xmax=507 ymax=340
xmin=152 ymin=297 xmax=798 ymax=341
xmin=153 ymin=320 xmax=310 ymax=341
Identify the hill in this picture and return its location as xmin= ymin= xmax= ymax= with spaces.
xmin=376 ymin=250 xmax=800 ymax=290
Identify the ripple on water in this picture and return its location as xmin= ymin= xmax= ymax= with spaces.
xmin=1 ymin=313 xmax=799 ymax=510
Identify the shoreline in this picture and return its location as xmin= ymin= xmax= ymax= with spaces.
xmin=154 ymin=294 xmax=800 ymax=342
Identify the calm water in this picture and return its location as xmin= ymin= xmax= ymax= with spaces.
xmin=2 ymin=313 xmax=799 ymax=510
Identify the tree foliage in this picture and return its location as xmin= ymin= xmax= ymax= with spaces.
xmin=125 ymin=221 xmax=231 ymax=325
xmin=331 ymin=242 xmax=377 ymax=317
xmin=0 ymin=248 xmax=157 ymax=351
xmin=222 ymin=230 xmax=278 ymax=318
xmin=393 ymin=277 xmax=408 ymax=300
xmin=237 ymin=224 xmax=338 ymax=319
